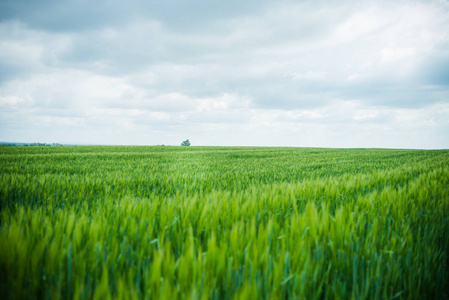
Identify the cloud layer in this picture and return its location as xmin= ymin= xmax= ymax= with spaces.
xmin=1 ymin=0 xmax=448 ymax=147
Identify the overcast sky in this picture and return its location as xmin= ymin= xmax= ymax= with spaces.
xmin=1 ymin=0 xmax=448 ymax=148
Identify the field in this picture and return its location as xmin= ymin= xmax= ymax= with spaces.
xmin=0 ymin=146 xmax=448 ymax=299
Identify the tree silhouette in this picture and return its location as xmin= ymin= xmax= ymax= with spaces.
xmin=181 ymin=139 xmax=191 ymax=146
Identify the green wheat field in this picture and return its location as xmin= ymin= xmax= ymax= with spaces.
xmin=0 ymin=146 xmax=448 ymax=299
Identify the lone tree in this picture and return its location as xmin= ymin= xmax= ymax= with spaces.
xmin=181 ymin=139 xmax=191 ymax=146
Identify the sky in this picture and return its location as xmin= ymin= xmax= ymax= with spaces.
xmin=0 ymin=0 xmax=448 ymax=148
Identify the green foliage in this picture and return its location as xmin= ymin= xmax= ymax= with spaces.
xmin=0 ymin=146 xmax=448 ymax=299
xmin=181 ymin=139 xmax=191 ymax=146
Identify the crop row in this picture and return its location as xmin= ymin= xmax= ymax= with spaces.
xmin=0 ymin=147 xmax=448 ymax=299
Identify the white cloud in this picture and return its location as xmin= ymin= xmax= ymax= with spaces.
xmin=291 ymin=71 xmax=328 ymax=81
xmin=0 ymin=0 xmax=448 ymax=147
xmin=0 ymin=95 xmax=26 ymax=106
xmin=380 ymin=48 xmax=417 ymax=64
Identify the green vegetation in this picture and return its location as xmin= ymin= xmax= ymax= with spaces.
xmin=181 ymin=139 xmax=191 ymax=147
xmin=0 ymin=146 xmax=448 ymax=299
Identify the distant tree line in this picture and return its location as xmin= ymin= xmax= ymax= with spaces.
xmin=0 ymin=143 xmax=63 ymax=147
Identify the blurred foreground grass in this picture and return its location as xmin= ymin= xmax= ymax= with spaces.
xmin=0 ymin=146 xmax=448 ymax=299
